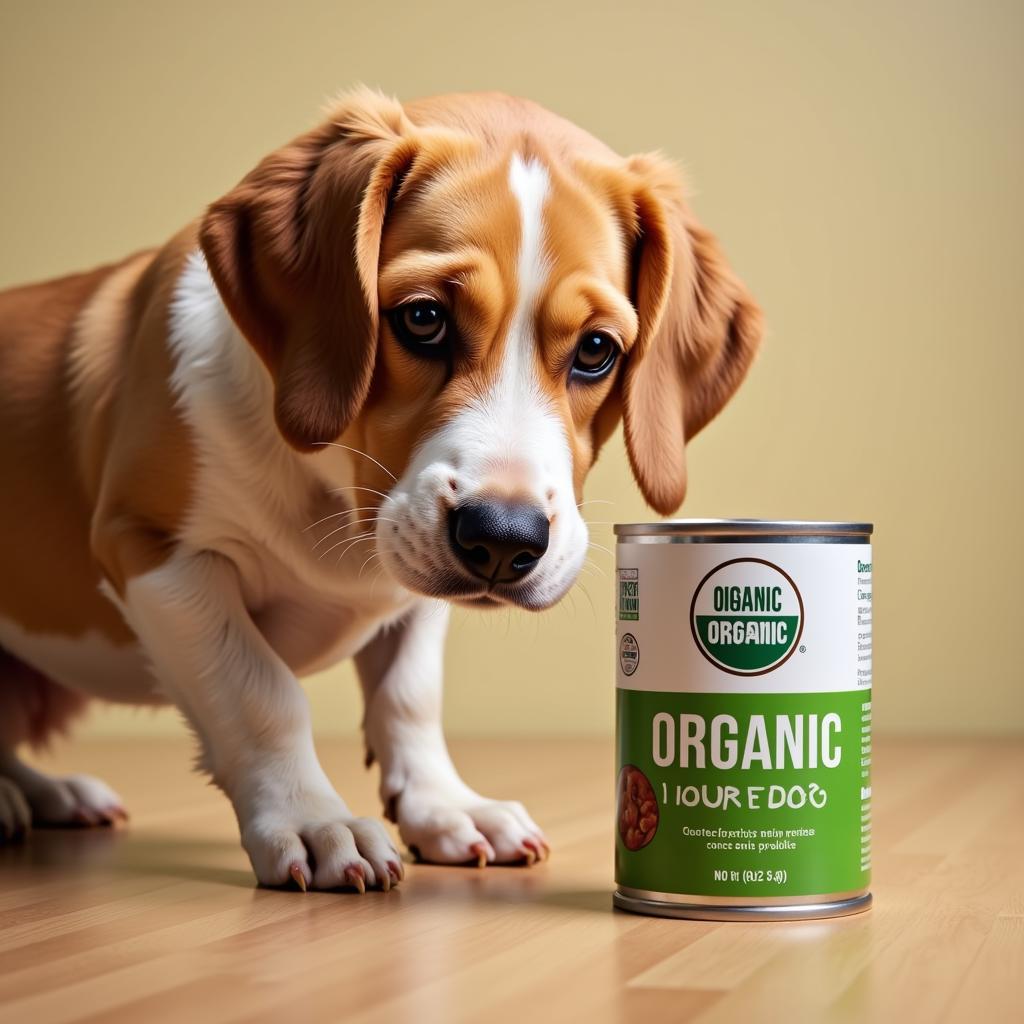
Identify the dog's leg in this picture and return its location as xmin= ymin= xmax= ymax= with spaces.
xmin=357 ymin=600 xmax=548 ymax=867
xmin=119 ymin=547 xmax=402 ymax=892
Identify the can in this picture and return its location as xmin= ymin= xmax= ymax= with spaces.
xmin=613 ymin=519 xmax=873 ymax=921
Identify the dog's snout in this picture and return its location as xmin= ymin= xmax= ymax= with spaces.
xmin=449 ymin=501 xmax=550 ymax=583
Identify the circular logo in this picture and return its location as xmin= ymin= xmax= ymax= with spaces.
xmin=619 ymin=633 xmax=640 ymax=677
xmin=689 ymin=558 xmax=804 ymax=676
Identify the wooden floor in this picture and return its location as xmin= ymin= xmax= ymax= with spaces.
xmin=0 ymin=737 xmax=1021 ymax=1023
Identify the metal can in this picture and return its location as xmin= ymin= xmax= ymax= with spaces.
xmin=613 ymin=520 xmax=873 ymax=921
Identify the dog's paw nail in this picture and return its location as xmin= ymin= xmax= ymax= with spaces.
xmin=73 ymin=808 xmax=99 ymax=826
xmin=523 ymin=838 xmax=548 ymax=864
xmin=470 ymin=842 xmax=489 ymax=869
xmin=288 ymin=863 xmax=308 ymax=892
xmin=345 ymin=866 xmax=366 ymax=894
xmin=380 ymin=869 xmax=391 ymax=893
xmin=387 ymin=859 xmax=404 ymax=883
xmin=521 ymin=845 xmax=537 ymax=866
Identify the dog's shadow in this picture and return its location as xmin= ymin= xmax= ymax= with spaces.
xmin=1 ymin=826 xmax=254 ymax=889
xmin=2 ymin=828 xmax=612 ymax=912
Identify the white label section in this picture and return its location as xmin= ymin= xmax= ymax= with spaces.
xmin=615 ymin=541 xmax=872 ymax=694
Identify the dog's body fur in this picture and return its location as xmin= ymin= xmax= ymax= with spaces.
xmin=0 ymin=90 xmax=762 ymax=888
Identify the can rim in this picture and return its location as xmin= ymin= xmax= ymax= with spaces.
xmin=613 ymin=518 xmax=873 ymax=538
xmin=612 ymin=890 xmax=872 ymax=921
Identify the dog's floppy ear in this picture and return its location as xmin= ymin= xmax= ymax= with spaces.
xmin=618 ymin=153 xmax=764 ymax=514
xmin=199 ymin=88 xmax=418 ymax=450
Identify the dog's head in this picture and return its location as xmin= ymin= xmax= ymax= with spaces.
xmin=200 ymin=89 xmax=763 ymax=609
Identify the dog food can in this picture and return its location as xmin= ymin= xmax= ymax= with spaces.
xmin=613 ymin=520 xmax=873 ymax=921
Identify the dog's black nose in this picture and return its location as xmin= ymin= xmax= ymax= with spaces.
xmin=449 ymin=501 xmax=550 ymax=583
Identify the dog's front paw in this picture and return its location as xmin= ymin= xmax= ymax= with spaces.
xmin=396 ymin=792 xmax=549 ymax=867
xmin=241 ymin=801 xmax=404 ymax=892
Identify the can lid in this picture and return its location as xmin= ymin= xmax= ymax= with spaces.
xmin=613 ymin=518 xmax=873 ymax=538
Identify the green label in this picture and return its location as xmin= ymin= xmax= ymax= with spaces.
xmin=616 ymin=689 xmax=871 ymax=897
xmin=693 ymin=616 xmax=800 ymax=672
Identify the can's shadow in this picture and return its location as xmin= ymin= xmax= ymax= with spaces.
xmin=535 ymin=888 xmax=613 ymax=914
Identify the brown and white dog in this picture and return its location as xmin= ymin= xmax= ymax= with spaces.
xmin=0 ymin=88 xmax=762 ymax=890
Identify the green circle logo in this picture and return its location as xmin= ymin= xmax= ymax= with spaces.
xmin=689 ymin=558 xmax=804 ymax=675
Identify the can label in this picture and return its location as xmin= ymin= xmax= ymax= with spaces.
xmin=616 ymin=542 xmax=872 ymax=900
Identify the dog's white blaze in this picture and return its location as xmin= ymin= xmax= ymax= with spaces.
xmin=488 ymin=153 xmax=555 ymax=441
xmin=508 ymin=153 xmax=551 ymax=340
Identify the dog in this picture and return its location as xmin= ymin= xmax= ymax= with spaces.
xmin=0 ymin=88 xmax=762 ymax=891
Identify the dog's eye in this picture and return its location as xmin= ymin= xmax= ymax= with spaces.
xmin=391 ymin=301 xmax=449 ymax=353
xmin=571 ymin=331 xmax=619 ymax=380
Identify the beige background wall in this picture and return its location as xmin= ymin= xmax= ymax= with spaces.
xmin=1 ymin=0 xmax=1021 ymax=738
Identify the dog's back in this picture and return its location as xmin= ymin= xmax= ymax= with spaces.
xmin=0 ymin=257 xmax=159 ymax=744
